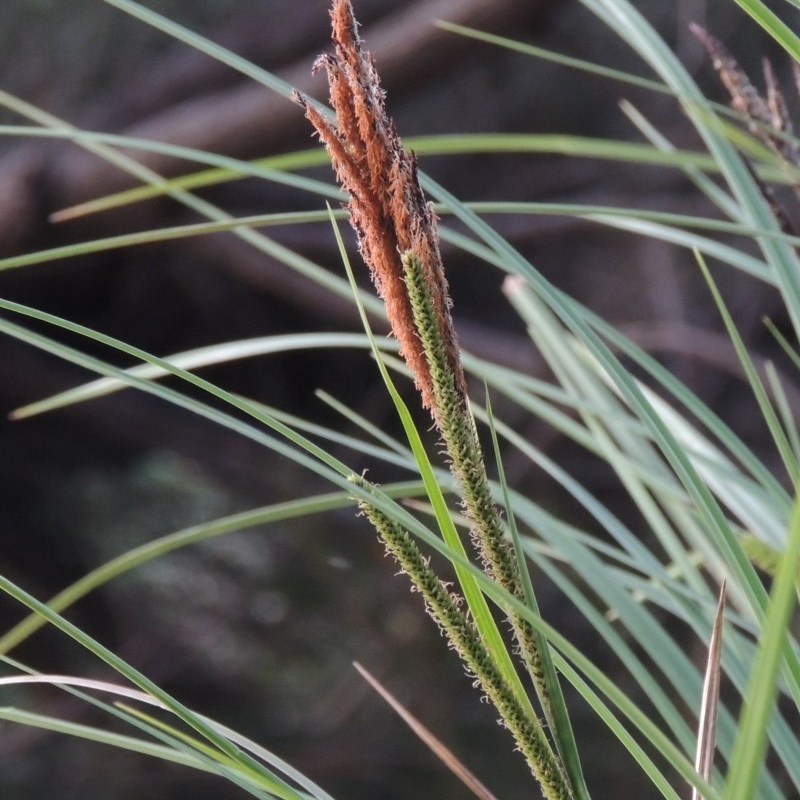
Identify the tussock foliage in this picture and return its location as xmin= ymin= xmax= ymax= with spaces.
xmin=0 ymin=2 xmax=799 ymax=800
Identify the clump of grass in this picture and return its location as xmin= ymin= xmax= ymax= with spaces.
xmin=0 ymin=1 xmax=799 ymax=800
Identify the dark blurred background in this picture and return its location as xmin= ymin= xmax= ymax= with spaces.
xmin=0 ymin=1 xmax=795 ymax=799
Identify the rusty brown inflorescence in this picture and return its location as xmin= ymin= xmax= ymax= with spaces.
xmin=293 ymin=0 xmax=466 ymax=417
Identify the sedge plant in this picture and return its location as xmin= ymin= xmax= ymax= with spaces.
xmin=0 ymin=1 xmax=799 ymax=800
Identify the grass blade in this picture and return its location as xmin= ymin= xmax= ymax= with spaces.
xmin=485 ymin=393 xmax=589 ymax=800
xmin=724 ymin=488 xmax=800 ymax=800
xmin=330 ymin=208 xmax=537 ymax=720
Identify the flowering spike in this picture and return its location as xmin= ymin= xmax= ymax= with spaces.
xmin=292 ymin=0 xmax=466 ymax=414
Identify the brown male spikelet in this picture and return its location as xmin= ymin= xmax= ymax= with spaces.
xmin=292 ymin=0 xmax=467 ymax=421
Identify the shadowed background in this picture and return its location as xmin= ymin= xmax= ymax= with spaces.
xmin=0 ymin=1 xmax=793 ymax=799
